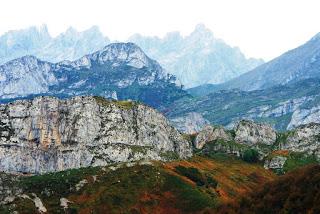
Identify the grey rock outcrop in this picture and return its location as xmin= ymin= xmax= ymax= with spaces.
xmin=0 ymin=96 xmax=192 ymax=174
xmin=235 ymin=120 xmax=276 ymax=146
xmin=194 ymin=125 xmax=232 ymax=149
xmin=282 ymin=123 xmax=320 ymax=157
xmin=264 ymin=156 xmax=287 ymax=170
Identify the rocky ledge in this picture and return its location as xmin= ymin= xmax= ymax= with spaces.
xmin=0 ymin=96 xmax=192 ymax=174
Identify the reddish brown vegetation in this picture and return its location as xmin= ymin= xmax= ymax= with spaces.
xmin=218 ymin=164 xmax=320 ymax=214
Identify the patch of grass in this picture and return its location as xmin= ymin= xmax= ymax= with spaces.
xmin=175 ymin=166 xmax=218 ymax=188
xmin=129 ymin=145 xmax=152 ymax=155
xmin=93 ymin=96 xmax=136 ymax=110
xmin=114 ymin=100 xmax=135 ymax=110
xmin=9 ymin=198 xmax=37 ymax=214
xmin=203 ymin=152 xmax=242 ymax=162
xmin=162 ymin=173 xmax=216 ymax=212
xmin=181 ymin=133 xmax=197 ymax=143
xmin=0 ymin=206 xmax=14 ymax=214
xmin=20 ymin=167 xmax=100 ymax=197
xmin=273 ymin=131 xmax=293 ymax=150
xmin=160 ymin=151 xmax=179 ymax=160
xmin=175 ymin=166 xmax=206 ymax=186
xmin=93 ymin=95 xmax=111 ymax=106
xmin=283 ymin=152 xmax=319 ymax=173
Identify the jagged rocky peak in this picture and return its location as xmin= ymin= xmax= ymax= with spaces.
xmin=94 ymin=42 xmax=152 ymax=68
xmin=61 ymin=42 xmax=160 ymax=70
xmin=234 ymin=120 xmax=277 ymax=146
xmin=0 ymin=96 xmax=192 ymax=174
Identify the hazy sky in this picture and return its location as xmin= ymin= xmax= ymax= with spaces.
xmin=1 ymin=0 xmax=319 ymax=60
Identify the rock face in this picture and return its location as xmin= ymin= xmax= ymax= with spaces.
xmin=194 ymin=125 xmax=232 ymax=149
xmin=234 ymin=120 xmax=277 ymax=146
xmin=0 ymin=56 xmax=57 ymax=98
xmin=282 ymin=123 xmax=320 ymax=157
xmin=0 ymin=96 xmax=192 ymax=174
xmin=287 ymin=106 xmax=320 ymax=129
xmin=169 ymin=112 xmax=209 ymax=134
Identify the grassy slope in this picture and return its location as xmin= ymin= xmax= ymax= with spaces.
xmin=1 ymin=155 xmax=275 ymax=214
xmin=218 ymin=164 xmax=320 ymax=214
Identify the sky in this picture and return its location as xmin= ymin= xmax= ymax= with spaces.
xmin=0 ymin=0 xmax=319 ymax=61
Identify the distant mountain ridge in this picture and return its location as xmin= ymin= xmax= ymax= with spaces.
xmin=0 ymin=25 xmax=109 ymax=65
xmin=217 ymin=32 xmax=320 ymax=91
xmin=129 ymin=24 xmax=263 ymax=88
xmin=0 ymin=42 xmax=187 ymax=108
xmin=0 ymin=24 xmax=263 ymax=88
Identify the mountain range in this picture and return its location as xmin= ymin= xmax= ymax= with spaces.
xmin=129 ymin=24 xmax=263 ymax=88
xmin=0 ymin=24 xmax=263 ymax=88
xmin=0 ymin=25 xmax=109 ymax=64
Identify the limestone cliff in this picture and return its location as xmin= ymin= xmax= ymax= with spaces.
xmin=0 ymin=96 xmax=192 ymax=174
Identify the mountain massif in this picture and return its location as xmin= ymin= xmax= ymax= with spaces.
xmin=0 ymin=42 xmax=187 ymax=108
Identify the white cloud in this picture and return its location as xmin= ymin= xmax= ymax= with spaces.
xmin=0 ymin=0 xmax=319 ymax=60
